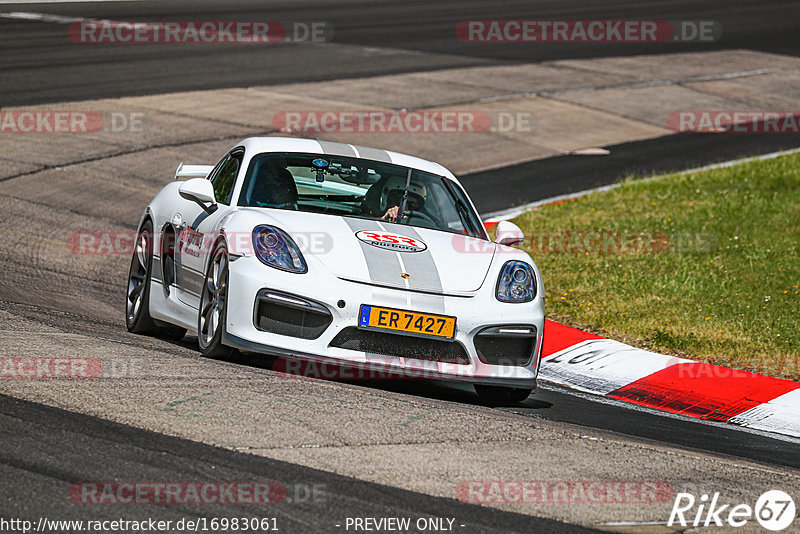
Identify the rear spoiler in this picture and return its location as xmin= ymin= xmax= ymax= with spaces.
xmin=175 ymin=163 xmax=214 ymax=180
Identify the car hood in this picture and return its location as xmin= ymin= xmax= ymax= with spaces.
xmin=242 ymin=209 xmax=496 ymax=294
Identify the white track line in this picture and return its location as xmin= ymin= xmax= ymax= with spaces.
xmin=0 ymin=11 xmax=86 ymax=22
xmin=482 ymin=146 xmax=800 ymax=221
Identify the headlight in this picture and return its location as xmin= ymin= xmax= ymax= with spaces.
xmin=252 ymin=225 xmax=307 ymax=273
xmin=496 ymin=260 xmax=536 ymax=303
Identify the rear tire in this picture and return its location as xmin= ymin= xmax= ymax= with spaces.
xmin=474 ymin=385 xmax=533 ymax=404
xmin=125 ymin=220 xmax=187 ymax=340
xmin=198 ymin=242 xmax=235 ymax=359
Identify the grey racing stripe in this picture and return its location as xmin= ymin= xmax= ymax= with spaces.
xmin=391 ymin=226 xmax=443 ymax=292
xmin=344 ymin=218 xmax=446 ymax=313
xmin=344 ymin=218 xmax=402 ymax=287
xmin=391 ymin=225 xmax=445 ymax=312
xmin=318 ymin=141 xmax=356 ymax=157
xmin=353 ymin=145 xmax=391 ymax=162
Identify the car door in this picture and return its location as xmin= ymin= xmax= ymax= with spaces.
xmin=174 ymin=148 xmax=243 ymax=309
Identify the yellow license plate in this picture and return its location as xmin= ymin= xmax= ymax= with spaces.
xmin=358 ymin=305 xmax=456 ymax=339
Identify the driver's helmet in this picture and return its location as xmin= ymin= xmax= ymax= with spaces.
xmin=379 ymin=175 xmax=427 ymax=213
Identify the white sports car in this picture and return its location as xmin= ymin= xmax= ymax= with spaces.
xmin=126 ymin=137 xmax=544 ymax=402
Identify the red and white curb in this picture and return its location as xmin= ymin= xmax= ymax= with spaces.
xmin=539 ymin=320 xmax=800 ymax=439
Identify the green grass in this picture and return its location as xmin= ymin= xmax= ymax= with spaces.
xmin=513 ymin=153 xmax=800 ymax=381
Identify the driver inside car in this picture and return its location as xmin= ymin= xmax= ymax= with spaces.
xmin=362 ymin=175 xmax=427 ymax=223
xmin=249 ymin=159 xmax=299 ymax=210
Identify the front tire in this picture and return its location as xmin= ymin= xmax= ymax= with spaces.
xmin=125 ymin=220 xmax=187 ymax=340
xmin=198 ymin=243 xmax=234 ymax=359
xmin=475 ymin=385 xmax=533 ymax=404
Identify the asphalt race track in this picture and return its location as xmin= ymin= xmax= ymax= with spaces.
xmin=0 ymin=394 xmax=597 ymax=533
xmin=465 ymin=131 xmax=800 ymax=215
xmin=1 ymin=1 xmax=799 ymax=532
xmin=360 ymin=379 xmax=800 ymax=470
xmin=2 ymin=0 xmax=800 ymax=106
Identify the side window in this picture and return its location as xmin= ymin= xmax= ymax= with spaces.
xmin=205 ymin=155 xmax=227 ymax=183
xmin=210 ymin=151 xmax=242 ymax=205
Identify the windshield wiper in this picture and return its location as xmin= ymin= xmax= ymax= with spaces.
xmin=395 ymin=167 xmax=413 ymax=223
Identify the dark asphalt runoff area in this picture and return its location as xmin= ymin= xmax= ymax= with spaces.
xmin=1 ymin=0 xmax=799 ymax=106
xmin=465 ymin=130 xmax=800 ymax=214
xmin=0 ymin=394 xmax=599 ymax=533
xmin=364 ymin=379 xmax=800 ymax=470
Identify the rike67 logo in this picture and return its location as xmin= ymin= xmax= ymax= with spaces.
xmin=669 ymin=490 xmax=796 ymax=531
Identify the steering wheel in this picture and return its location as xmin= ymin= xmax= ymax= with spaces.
xmin=403 ymin=210 xmax=436 ymax=225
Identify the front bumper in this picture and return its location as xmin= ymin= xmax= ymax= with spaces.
xmin=224 ymin=255 xmax=544 ymax=388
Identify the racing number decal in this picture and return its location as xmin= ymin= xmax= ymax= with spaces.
xmin=362 ymin=232 xmax=420 ymax=247
xmin=355 ymin=231 xmax=427 ymax=252
xmin=178 ymin=226 xmax=203 ymax=257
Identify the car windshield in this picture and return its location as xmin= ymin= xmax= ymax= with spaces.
xmin=237 ymin=152 xmax=487 ymax=239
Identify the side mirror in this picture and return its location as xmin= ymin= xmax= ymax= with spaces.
xmin=495 ymin=220 xmax=525 ymax=247
xmin=179 ymin=178 xmax=218 ymax=213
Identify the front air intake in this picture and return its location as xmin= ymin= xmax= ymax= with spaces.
xmin=253 ymin=290 xmax=332 ymax=340
xmin=474 ymin=325 xmax=537 ymax=367
xmin=329 ymin=327 xmax=470 ymax=365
